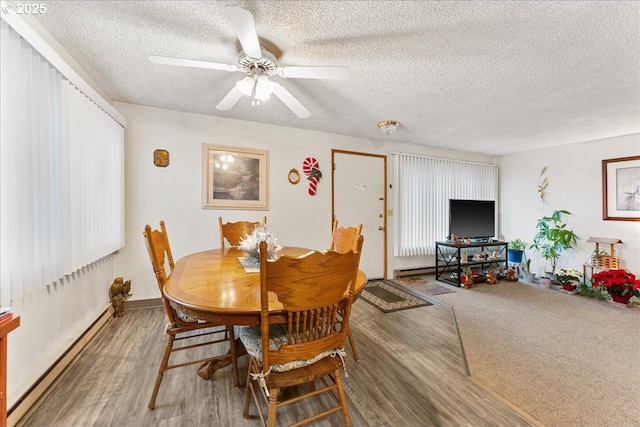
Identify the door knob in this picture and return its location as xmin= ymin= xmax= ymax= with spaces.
xmin=378 ymin=226 xmax=384 ymax=231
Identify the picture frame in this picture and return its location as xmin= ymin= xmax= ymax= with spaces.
xmin=602 ymin=155 xmax=640 ymax=221
xmin=202 ymin=144 xmax=269 ymax=210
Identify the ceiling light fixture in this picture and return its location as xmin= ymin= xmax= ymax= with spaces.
xmin=236 ymin=69 xmax=275 ymax=106
xmin=377 ymin=120 xmax=400 ymax=136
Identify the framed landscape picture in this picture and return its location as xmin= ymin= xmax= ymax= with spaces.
xmin=202 ymin=144 xmax=269 ymax=210
xmin=602 ymin=155 xmax=640 ymax=221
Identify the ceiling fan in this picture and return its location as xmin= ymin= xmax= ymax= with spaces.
xmin=148 ymin=6 xmax=350 ymax=118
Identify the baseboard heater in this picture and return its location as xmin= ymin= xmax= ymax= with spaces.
xmin=394 ymin=266 xmax=437 ymax=278
xmin=394 ymin=265 xmax=463 ymax=278
xmin=7 ymin=304 xmax=114 ymax=426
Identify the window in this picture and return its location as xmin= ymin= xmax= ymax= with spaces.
xmin=393 ymin=153 xmax=498 ymax=256
xmin=0 ymin=20 xmax=125 ymax=305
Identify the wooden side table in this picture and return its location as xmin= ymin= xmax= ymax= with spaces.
xmin=1 ymin=315 xmax=20 ymax=427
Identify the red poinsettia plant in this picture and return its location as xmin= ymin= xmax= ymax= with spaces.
xmin=591 ymin=269 xmax=640 ymax=298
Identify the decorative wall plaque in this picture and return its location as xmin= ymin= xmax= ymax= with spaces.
xmin=153 ymin=149 xmax=169 ymax=167
xmin=288 ymin=168 xmax=300 ymax=184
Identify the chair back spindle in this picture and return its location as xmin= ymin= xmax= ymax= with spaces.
xmin=143 ymin=221 xmax=178 ymax=324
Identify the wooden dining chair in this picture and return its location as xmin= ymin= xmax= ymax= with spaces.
xmin=239 ymin=236 xmax=364 ymax=427
xmin=329 ymin=219 xmax=363 ymax=254
xmin=329 ymin=219 xmax=364 ymax=361
xmin=218 ymin=216 xmax=267 ymax=247
xmin=143 ymin=221 xmax=239 ymax=410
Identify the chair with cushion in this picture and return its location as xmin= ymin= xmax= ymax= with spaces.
xmin=143 ymin=221 xmax=239 ymax=410
xmin=240 ymin=236 xmax=364 ymax=427
xmin=329 ymin=219 xmax=364 ymax=361
xmin=219 ymin=216 xmax=267 ymax=248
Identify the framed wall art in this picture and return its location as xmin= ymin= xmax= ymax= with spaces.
xmin=602 ymin=155 xmax=640 ymax=221
xmin=202 ymin=144 xmax=269 ymax=210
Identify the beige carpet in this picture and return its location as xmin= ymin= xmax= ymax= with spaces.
xmin=414 ymin=275 xmax=640 ymax=427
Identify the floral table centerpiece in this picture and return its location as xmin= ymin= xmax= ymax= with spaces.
xmin=238 ymin=226 xmax=282 ymax=261
xmin=591 ymin=269 xmax=640 ymax=305
xmin=555 ymin=268 xmax=582 ymax=291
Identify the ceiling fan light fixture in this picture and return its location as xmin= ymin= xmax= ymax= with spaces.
xmin=236 ymin=76 xmax=255 ymax=96
xmin=254 ymin=76 xmax=274 ymax=100
xmin=377 ymin=120 xmax=400 ymax=136
xmin=236 ymin=75 xmax=274 ymax=104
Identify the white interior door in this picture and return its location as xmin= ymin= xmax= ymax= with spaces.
xmin=332 ymin=151 xmax=386 ymax=280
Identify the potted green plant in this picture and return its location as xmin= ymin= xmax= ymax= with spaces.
xmin=521 ymin=252 xmax=536 ymax=283
xmin=507 ymin=238 xmax=527 ymax=264
xmin=530 ymin=210 xmax=579 ymax=274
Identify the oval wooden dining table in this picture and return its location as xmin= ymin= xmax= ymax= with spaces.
xmin=163 ymin=246 xmax=367 ymax=380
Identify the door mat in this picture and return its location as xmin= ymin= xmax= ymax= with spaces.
xmin=390 ymin=277 xmax=456 ymax=296
xmin=359 ymin=280 xmax=433 ymax=313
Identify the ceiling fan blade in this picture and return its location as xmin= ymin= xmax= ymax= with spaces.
xmin=272 ymin=83 xmax=311 ymax=118
xmin=277 ymin=66 xmax=350 ymax=80
xmin=225 ymin=6 xmax=262 ymax=59
xmin=216 ymin=85 xmax=245 ymax=111
xmin=148 ymin=55 xmax=238 ymax=72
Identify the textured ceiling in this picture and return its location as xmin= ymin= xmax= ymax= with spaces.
xmin=22 ymin=0 xmax=640 ymax=156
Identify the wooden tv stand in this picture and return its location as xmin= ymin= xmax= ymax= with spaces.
xmin=435 ymin=240 xmax=508 ymax=287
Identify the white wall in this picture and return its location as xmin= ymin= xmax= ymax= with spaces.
xmin=7 ymin=257 xmax=115 ymax=409
xmin=112 ymin=102 xmax=496 ymax=301
xmin=499 ymin=133 xmax=640 ymax=276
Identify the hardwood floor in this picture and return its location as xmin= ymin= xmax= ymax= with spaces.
xmin=14 ymin=296 xmax=538 ymax=427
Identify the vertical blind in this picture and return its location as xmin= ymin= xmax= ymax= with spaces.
xmin=0 ymin=20 xmax=125 ymax=305
xmin=393 ymin=153 xmax=498 ymax=256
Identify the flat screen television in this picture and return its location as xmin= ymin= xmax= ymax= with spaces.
xmin=449 ymin=199 xmax=496 ymax=240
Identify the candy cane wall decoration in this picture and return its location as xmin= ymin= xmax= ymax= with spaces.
xmin=302 ymin=157 xmax=322 ymax=195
